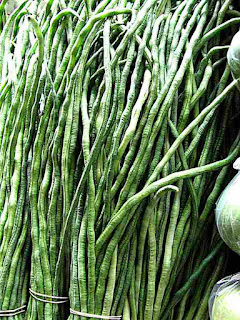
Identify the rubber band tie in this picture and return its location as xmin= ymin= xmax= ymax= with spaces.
xmin=70 ymin=309 xmax=122 ymax=319
xmin=0 ymin=305 xmax=26 ymax=317
xmin=29 ymin=288 xmax=69 ymax=304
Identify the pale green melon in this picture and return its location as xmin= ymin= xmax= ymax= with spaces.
xmin=216 ymin=173 xmax=240 ymax=255
xmin=212 ymin=286 xmax=240 ymax=320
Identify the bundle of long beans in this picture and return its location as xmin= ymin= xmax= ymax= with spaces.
xmin=0 ymin=0 xmax=240 ymax=319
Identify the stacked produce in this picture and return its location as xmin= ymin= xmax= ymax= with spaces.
xmin=0 ymin=0 xmax=240 ymax=319
xmin=208 ymin=27 xmax=240 ymax=320
xmin=209 ymin=158 xmax=240 ymax=319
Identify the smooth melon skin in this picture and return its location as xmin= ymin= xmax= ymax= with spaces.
xmin=212 ymin=287 xmax=240 ymax=320
xmin=217 ymin=203 xmax=240 ymax=255
xmin=215 ymin=172 xmax=240 ymax=256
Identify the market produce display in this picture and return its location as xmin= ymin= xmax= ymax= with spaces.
xmin=0 ymin=0 xmax=240 ymax=319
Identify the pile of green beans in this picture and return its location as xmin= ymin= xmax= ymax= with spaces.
xmin=0 ymin=0 xmax=240 ymax=319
